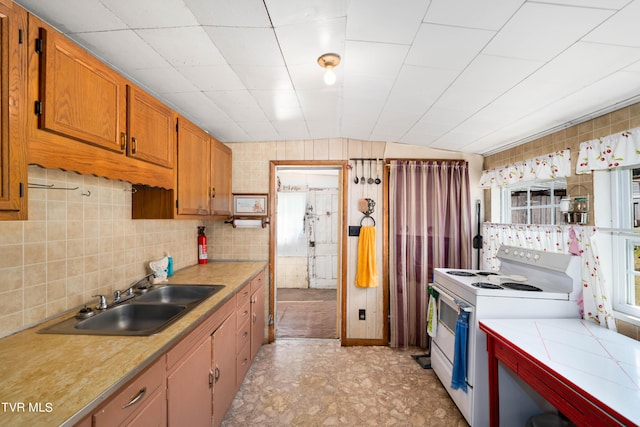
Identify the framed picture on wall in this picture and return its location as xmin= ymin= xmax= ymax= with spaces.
xmin=233 ymin=194 xmax=268 ymax=217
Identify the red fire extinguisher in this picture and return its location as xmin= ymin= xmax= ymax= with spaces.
xmin=198 ymin=226 xmax=208 ymax=264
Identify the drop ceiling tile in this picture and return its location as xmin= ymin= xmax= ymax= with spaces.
xmin=206 ymin=122 xmax=250 ymax=142
xmin=69 ymin=30 xmax=169 ymax=71
xmin=344 ymin=41 xmax=408 ymax=79
xmin=424 ymin=0 xmax=523 ymax=31
xmin=205 ymin=90 xmax=269 ymax=123
xmin=307 ymin=121 xmax=341 ymax=139
xmin=205 ymin=27 xmax=283 ymax=66
xmin=346 ymin=0 xmax=428 ymax=44
xmin=483 ymin=2 xmax=615 ymax=61
xmin=532 ymin=42 xmax=640 ymax=87
xmin=178 ymin=65 xmax=246 ymax=91
xmin=265 ymin=0 xmax=349 ymax=27
xmin=297 ymin=90 xmax=342 ymax=122
xmin=288 ymin=63 xmax=341 ymax=92
xmin=276 ymin=18 xmax=346 ymax=67
xmin=238 ymin=122 xmax=280 ymax=141
xmin=161 ymin=91 xmax=232 ymax=126
xmin=271 ymin=120 xmax=311 ymax=140
xmin=233 ymin=65 xmax=294 ymax=91
xmin=129 ymin=67 xmax=198 ymax=95
xmin=185 ymin=0 xmax=270 ymax=27
xmin=100 ymin=0 xmax=199 ymax=28
xmin=583 ymin=0 xmax=640 ymax=47
xmin=251 ymin=90 xmax=303 ymax=121
xmin=383 ymin=65 xmax=459 ymax=114
xmin=137 ymin=27 xmax=227 ymax=66
xmin=15 ymin=0 xmax=126 ymax=32
xmin=405 ymin=24 xmax=494 ymax=71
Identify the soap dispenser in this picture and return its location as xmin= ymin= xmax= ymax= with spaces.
xmin=166 ymin=253 xmax=174 ymax=277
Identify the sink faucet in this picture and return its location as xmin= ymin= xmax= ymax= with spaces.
xmin=111 ymin=273 xmax=156 ymax=306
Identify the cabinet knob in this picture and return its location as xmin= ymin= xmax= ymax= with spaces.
xmin=131 ymin=137 xmax=137 ymax=154
xmin=120 ymin=132 xmax=127 ymax=150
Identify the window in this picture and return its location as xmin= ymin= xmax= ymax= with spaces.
xmin=611 ymin=167 xmax=640 ymax=319
xmin=501 ymin=179 xmax=567 ymax=225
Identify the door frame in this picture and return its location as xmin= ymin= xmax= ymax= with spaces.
xmin=268 ymin=160 xmax=348 ymax=344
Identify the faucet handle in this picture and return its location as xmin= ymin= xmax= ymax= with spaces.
xmin=92 ymin=294 xmax=108 ymax=310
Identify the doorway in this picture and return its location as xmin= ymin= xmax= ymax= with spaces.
xmin=269 ymin=162 xmax=347 ymax=342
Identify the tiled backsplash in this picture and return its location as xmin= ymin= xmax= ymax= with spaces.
xmin=0 ymin=166 xmax=202 ymax=337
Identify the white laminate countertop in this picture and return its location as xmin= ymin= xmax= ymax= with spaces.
xmin=0 ymin=261 xmax=266 ymax=427
xmin=480 ymin=318 xmax=640 ymax=424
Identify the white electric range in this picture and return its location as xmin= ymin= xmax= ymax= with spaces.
xmin=431 ymin=245 xmax=582 ymax=426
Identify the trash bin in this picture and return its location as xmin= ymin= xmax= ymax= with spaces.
xmin=526 ymin=413 xmax=576 ymax=427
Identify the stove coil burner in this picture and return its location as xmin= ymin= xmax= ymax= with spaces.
xmin=471 ymin=282 xmax=503 ymax=290
xmin=500 ymin=282 xmax=542 ymax=292
xmin=446 ymin=271 xmax=476 ymax=277
xmin=476 ymin=271 xmax=498 ymax=276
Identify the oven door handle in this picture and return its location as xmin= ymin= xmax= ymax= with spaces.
xmin=431 ymin=284 xmax=473 ymax=313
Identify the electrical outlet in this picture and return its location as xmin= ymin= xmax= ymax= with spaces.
xmin=358 ymin=309 xmax=366 ymax=320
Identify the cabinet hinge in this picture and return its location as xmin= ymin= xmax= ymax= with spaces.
xmin=18 ymin=29 xmax=23 ymax=44
xmin=19 ymin=182 xmax=24 ymax=198
xmin=34 ymin=101 xmax=43 ymax=116
xmin=35 ymin=38 xmax=43 ymax=54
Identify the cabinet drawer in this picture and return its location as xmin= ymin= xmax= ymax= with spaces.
xmin=250 ymin=271 xmax=265 ymax=294
xmin=236 ymin=341 xmax=252 ymax=388
xmin=236 ymin=318 xmax=250 ymax=354
xmin=124 ymin=387 xmax=166 ymax=427
xmin=93 ymin=357 xmax=165 ymax=427
xmin=236 ymin=300 xmax=251 ymax=329
xmin=236 ymin=283 xmax=251 ymax=308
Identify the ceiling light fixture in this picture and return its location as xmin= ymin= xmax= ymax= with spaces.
xmin=317 ymin=53 xmax=341 ymax=86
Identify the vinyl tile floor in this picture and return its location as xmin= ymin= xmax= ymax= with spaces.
xmin=221 ymin=339 xmax=468 ymax=427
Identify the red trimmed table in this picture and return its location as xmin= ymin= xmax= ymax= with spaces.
xmin=480 ymin=319 xmax=638 ymax=426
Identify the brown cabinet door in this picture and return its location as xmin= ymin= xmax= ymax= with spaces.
xmin=212 ymin=314 xmax=237 ymax=427
xmin=167 ymin=335 xmax=212 ymax=427
xmin=210 ymin=138 xmax=232 ymax=216
xmin=0 ymin=3 xmax=27 ymax=219
xmin=127 ymin=85 xmax=175 ymax=168
xmin=177 ymin=116 xmax=211 ymax=215
xmin=37 ymin=26 xmax=125 ymax=153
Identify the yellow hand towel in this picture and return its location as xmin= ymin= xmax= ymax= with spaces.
xmin=355 ymin=225 xmax=378 ymax=288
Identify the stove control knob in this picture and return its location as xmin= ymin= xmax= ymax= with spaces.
xmin=503 ymin=248 xmax=510 ymax=254
xmin=533 ymin=254 xmax=541 ymax=261
xmin=526 ymin=252 xmax=532 ymax=259
xmin=519 ymin=251 xmax=525 ymax=257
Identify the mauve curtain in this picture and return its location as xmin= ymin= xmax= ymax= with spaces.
xmin=389 ymin=160 xmax=472 ymax=348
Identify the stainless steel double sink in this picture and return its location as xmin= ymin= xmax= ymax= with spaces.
xmin=39 ymin=285 xmax=225 ymax=336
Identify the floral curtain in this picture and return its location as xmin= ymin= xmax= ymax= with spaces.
xmin=389 ymin=160 xmax=472 ymax=348
xmin=481 ymin=223 xmax=616 ymax=330
xmin=576 ymin=126 xmax=640 ymax=173
xmin=480 ymin=149 xmax=571 ymax=188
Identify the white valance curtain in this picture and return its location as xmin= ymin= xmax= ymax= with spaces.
xmin=576 ymin=126 xmax=640 ymax=174
xmin=479 ymin=149 xmax=571 ymax=188
xmin=482 ymin=223 xmax=616 ymax=330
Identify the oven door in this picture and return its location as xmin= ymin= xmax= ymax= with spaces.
xmin=431 ymin=284 xmax=467 ymax=364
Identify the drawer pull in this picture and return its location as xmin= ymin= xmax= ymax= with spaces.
xmin=243 ymin=310 xmax=249 ymax=317
xmin=209 ymin=369 xmax=215 ymax=387
xmin=214 ymin=366 xmax=220 ymax=382
xmin=242 ymin=331 xmax=248 ymax=339
xmin=243 ymin=291 xmax=249 ymax=297
xmin=242 ymin=357 xmax=249 ymax=366
xmin=122 ymin=387 xmax=146 ymax=409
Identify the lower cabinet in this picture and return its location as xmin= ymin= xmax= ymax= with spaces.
xmin=167 ymin=335 xmax=212 ymax=426
xmin=83 ymin=271 xmax=266 ymax=427
xmin=212 ymin=313 xmax=237 ymax=427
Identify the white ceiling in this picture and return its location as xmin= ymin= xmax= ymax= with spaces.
xmin=15 ymin=0 xmax=640 ymax=155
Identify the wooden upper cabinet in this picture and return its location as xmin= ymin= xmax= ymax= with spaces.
xmin=0 ymin=2 xmax=27 ymax=220
xmin=210 ymin=138 xmax=232 ymax=216
xmin=26 ymin=14 xmax=173 ymax=189
xmin=127 ymin=84 xmax=175 ymax=169
xmin=177 ymin=115 xmax=211 ymax=215
xmin=36 ymin=26 xmax=125 ymax=153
